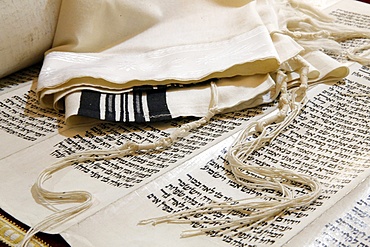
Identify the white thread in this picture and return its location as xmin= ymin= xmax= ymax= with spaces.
xmin=24 ymin=0 xmax=366 ymax=243
xmin=274 ymin=0 xmax=370 ymax=63
xmin=139 ymin=57 xmax=321 ymax=237
xmin=21 ymin=82 xmax=220 ymax=246
xmin=288 ymin=0 xmax=334 ymax=22
xmin=347 ymin=44 xmax=370 ymax=65
xmin=20 ymin=155 xmax=94 ymax=247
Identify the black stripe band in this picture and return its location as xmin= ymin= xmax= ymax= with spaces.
xmin=78 ymin=90 xmax=101 ymax=119
xmin=146 ymin=86 xmax=171 ymax=121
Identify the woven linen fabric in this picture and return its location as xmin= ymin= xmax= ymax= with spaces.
xmin=64 ymin=74 xmax=276 ymax=124
xmin=63 ymin=49 xmax=348 ymax=125
xmin=19 ymin=1 xmax=356 ymax=244
xmin=36 ymin=0 xmax=305 ymax=124
xmin=36 ymin=0 xmax=350 ymax=124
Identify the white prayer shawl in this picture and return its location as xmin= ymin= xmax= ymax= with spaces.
xmin=22 ymin=0 xmax=366 ymax=245
xmin=38 ymin=0 xmax=295 ymax=113
xmin=37 ymin=0 xmax=350 ymax=125
xmin=63 ymin=50 xmax=349 ymax=125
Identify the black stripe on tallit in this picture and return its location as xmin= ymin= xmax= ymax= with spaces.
xmin=146 ymin=86 xmax=171 ymax=122
xmin=124 ymin=93 xmax=129 ymax=122
xmin=78 ymin=90 xmax=101 ymax=119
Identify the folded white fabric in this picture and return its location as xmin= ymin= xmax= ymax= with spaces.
xmin=36 ymin=0 xmax=354 ymax=125
xmin=64 ymin=74 xmax=275 ymax=124
xmin=64 ymin=51 xmax=348 ymax=125
xmin=37 ymin=0 xmax=298 ymax=116
xmin=23 ymin=0 xmax=368 ymax=245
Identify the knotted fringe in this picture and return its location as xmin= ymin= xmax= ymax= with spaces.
xmin=20 ymin=84 xmax=220 ymax=247
xmin=22 ymin=1 xmax=370 ymax=245
xmin=138 ymin=56 xmax=322 ymax=237
xmin=275 ymin=0 xmax=370 ymax=65
xmin=21 ymin=56 xmax=314 ymax=244
xmin=21 ymin=157 xmax=94 ymax=246
xmin=347 ymin=44 xmax=370 ymax=66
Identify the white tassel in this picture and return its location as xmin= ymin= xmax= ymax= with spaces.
xmin=288 ymin=0 xmax=334 ymax=22
xmin=23 ymin=1 xmax=368 ymax=243
xmin=275 ymin=0 xmax=370 ymax=62
xmin=21 ymin=84 xmax=220 ymax=246
xmin=347 ymin=44 xmax=370 ymax=66
xmin=20 ymin=155 xmax=94 ymax=247
xmin=139 ymin=56 xmax=322 ymax=237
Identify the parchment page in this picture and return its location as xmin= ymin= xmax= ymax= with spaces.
xmin=0 ymin=73 xmax=271 ymax=232
xmin=61 ymin=62 xmax=370 ymax=247
xmin=59 ymin=1 xmax=370 ymax=245
xmin=286 ymin=176 xmax=370 ymax=247
xmin=1 ymin=0 xmax=369 ymax=246
xmin=0 ymin=64 xmax=69 ymax=159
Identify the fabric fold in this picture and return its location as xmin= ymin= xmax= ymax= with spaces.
xmin=22 ymin=0 xmax=364 ymax=245
xmin=37 ymin=0 xmax=285 ymax=114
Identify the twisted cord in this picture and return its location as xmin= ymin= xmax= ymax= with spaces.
xmin=21 ymin=83 xmax=220 ymax=246
xmin=139 ymin=57 xmax=322 ymax=238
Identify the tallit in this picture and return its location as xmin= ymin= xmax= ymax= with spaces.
xmin=21 ymin=0 xmax=370 ymax=245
